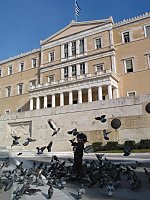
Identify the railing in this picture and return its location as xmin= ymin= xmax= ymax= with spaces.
xmin=29 ymin=69 xmax=112 ymax=90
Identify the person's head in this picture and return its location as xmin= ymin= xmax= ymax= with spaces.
xmin=77 ymin=133 xmax=87 ymax=143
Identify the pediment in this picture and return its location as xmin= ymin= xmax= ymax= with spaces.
xmin=41 ymin=18 xmax=111 ymax=45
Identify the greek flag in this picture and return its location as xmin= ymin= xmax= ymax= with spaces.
xmin=75 ymin=0 xmax=81 ymax=16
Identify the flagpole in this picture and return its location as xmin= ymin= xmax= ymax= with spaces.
xmin=75 ymin=0 xmax=77 ymax=22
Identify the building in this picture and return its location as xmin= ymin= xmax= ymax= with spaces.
xmin=0 ymin=12 xmax=150 ymax=115
xmin=0 ymin=13 xmax=150 ymax=151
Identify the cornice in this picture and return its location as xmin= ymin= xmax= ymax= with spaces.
xmin=0 ymin=49 xmax=40 ymax=65
xmin=113 ymin=12 xmax=150 ymax=28
xmin=40 ymin=49 xmax=115 ymax=73
xmin=41 ymin=23 xmax=113 ymax=50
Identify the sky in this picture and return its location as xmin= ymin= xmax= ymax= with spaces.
xmin=0 ymin=0 xmax=150 ymax=61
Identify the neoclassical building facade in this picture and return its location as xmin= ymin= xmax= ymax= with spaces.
xmin=0 ymin=12 xmax=150 ymax=115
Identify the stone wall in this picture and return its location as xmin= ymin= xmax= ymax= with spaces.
xmin=0 ymin=94 xmax=150 ymax=151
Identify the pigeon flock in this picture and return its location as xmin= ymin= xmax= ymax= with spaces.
xmin=0 ymin=115 xmax=148 ymax=199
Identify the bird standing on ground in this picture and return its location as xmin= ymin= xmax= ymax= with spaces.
xmin=47 ymin=119 xmax=60 ymax=136
xmin=48 ymin=185 xmax=54 ymax=199
xmin=95 ymin=115 xmax=106 ymax=123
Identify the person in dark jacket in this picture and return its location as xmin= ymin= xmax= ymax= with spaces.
xmin=71 ymin=133 xmax=87 ymax=179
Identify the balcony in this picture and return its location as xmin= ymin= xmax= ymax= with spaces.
xmin=29 ymin=69 xmax=118 ymax=92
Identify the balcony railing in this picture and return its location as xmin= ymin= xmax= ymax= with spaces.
xmin=29 ymin=69 xmax=113 ymax=90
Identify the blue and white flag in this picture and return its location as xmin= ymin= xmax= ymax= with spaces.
xmin=75 ymin=0 xmax=81 ymax=16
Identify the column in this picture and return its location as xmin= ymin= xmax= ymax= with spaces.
xmin=69 ymin=91 xmax=73 ymax=105
xmin=113 ymin=88 xmax=119 ymax=98
xmin=84 ymin=38 xmax=87 ymax=54
xmin=36 ymin=97 xmax=40 ymax=109
xmin=109 ymin=29 xmax=114 ymax=48
xmin=76 ymin=63 xmax=80 ymax=76
xmin=111 ymin=55 xmax=116 ymax=74
xmin=68 ymin=66 xmax=72 ymax=78
xmin=60 ymin=93 xmax=64 ymax=106
xmin=85 ymin=62 xmax=88 ymax=74
xmin=88 ymin=88 xmax=92 ymax=102
xmin=108 ymin=84 xmax=113 ymax=99
xmin=44 ymin=95 xmax=47 ymax=108
xmin=76 ymin=39 xmax=80 ymax=56
xmin=61 ymin=68 xmax=64 ymax=80
xmin=52 ymin=94 xmax=55 ymax=107
xmin=78 ymin=89 xmax=82 ymax=104
xmin=30 ymin=98 xmax=33 ymax=110
xmin=61 ymin=45 xmax=64 ymax=59
xmin=98 ymin=86 xmax=103 ymax=100
xmin=68 ymin=42 xmax=72 ymax=58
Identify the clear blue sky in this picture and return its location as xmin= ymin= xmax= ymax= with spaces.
xmin=0 ymin=0 xmax=149 ymax=61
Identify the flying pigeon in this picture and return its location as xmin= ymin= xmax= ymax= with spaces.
xmin=47 ymin=119 xmax=60 ymax=136
xmin=11 ymin=134 xmax=21 ymax=147
xmin=47 ymin=141 xmax=53 ymax=152
xmin=23 ymin=138 xmax=36 ymax=146
xmin=36 ymin=146 xmax=46 ymax=154
xmin=95 ymin=115 xmax=106 ymax=123
xmin=17 ymin=152 xmax=22 ymax=156
xmin=102 ymin=129 xmax=112 ymax=140
xmin=68 ymin=128 xmax=79 ymax=136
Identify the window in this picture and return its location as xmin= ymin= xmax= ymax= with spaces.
xmin=0 ymin=68 xmax=2 ymax=77
xmin=5 ymin=110 xmax=10 ymax=114
xmin=17 ymin=83 xmax=23 ymax=95
xmin=32 ymin=58 xmax=37 ymax=68
xmin=72 ymin=41 xmax=76 ymax=56
xmin=8 ymin=65 xmax=13 ymax=75
xmin=48 ymin=75 xmax=54 ymax=82
xmin=49 ymin=52 xmax=55 ymax=62
xmin=17 ymin=108 xmax=22 ymax=112
xmin=64 ymin=67 xmax=68 ymax=78
xmin=79 ymin=39 xmax=84 ymax=54
xmin=95 ymin=38 xmax=102 ymax=49
xmin=122 ymin=31 xmax=130 ymax=43
xmin=6 ymin=86 xmax=11 ymax=97
xmin=19 ymin=62 xmax=24 ymax=72
xmin=95 ymin=64 xmax=104 ymax=72
xmin=64 ymin=43 xmax=68 ymax=58
xmin=144 ymin=25 xmax=150 ymax=38
xmin=72 ymin=64 xmax=76 ymax=76
xmin=127 ymin=91 xmax=136 ymax=97
xmin=124 ymin=59 xmax=133 ymax=73
xmin=30 ymin=80 xmax=36 ymax=87
xmin=80 ymin=63 xmax=85 ymax=74
xmin=148 ymin=54 xmax=150 ymax=69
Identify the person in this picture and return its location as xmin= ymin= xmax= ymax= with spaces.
xmin=71 ymin=133 xmax=87 ymax=179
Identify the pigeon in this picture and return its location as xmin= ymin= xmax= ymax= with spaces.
xmin=102 ymin=129 xmax=112 ymax=140
xmin=48 ymin=185 xmax=54 ymax=199
xmin=68 ymin=128 xmax=78 ymax=136
xmin=95 ymin=115 xmax=106 ymax=123
xmin=36 ymin=146 xmax=46 ymax=154
xmin=47 ymin=141 xmax=53 ymax=152
xmin=78 ymin=184 xmax=85 ymax=199
xmin=23 ymin=138 xmax=36 ymax=146
xmin=47 ymin=119 xmax=60 ymax=136
xmin=135 ymin=161 xmax=143 ymax=167
xmin=17 ymin=152 xmax=22 ymax=156
xmin=95 ymin=153 xmax=105 ymax=161
xmin=11 ymin=134 xmax=21 ymax=147
xmin=123 ymin=145 xmax=131 ymax=156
